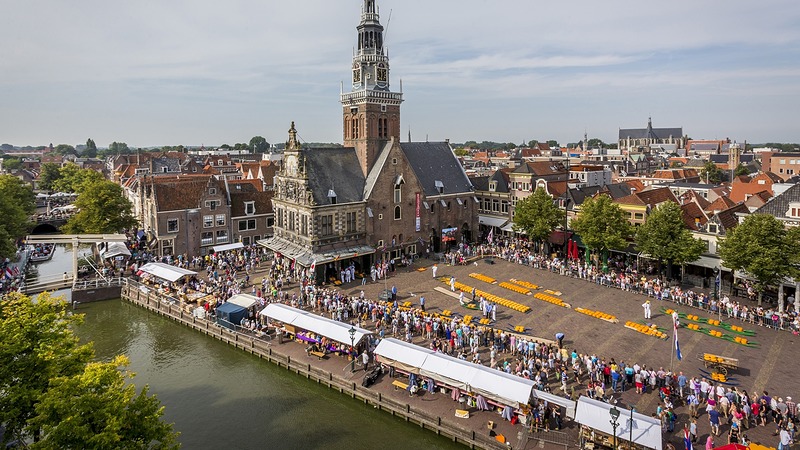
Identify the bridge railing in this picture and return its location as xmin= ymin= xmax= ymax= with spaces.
xmin=73 ymin=277 xmax=128 ymax=290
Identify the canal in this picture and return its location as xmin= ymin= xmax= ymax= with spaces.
xmin=31 ymin=248 xmax=462 ymax=449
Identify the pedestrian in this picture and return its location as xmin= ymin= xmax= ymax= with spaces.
xmin=432 ymin=264 xmax=438 ymax=278
xmin=361 ymin=351 xmax=370 ymax=372
xmin=420 ymin=296 xmax=425 ymax=312
xmin=643 ymin=300 xmax=652 ymax=319
xmin=555 ymin=332 xmax=565 ymax=349
xmin=391 ymin=285 xmax=397 ymax=301
xmin=779 ymin=426 xmax=792 ymax=450
xmin=705 ymin=435 xmax=714 ymax=450
xmin=450 ymin=276 xmax=456 ymax=292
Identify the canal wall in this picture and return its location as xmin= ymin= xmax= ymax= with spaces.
xmin=120 ymin=284 xmax=511 ymax=450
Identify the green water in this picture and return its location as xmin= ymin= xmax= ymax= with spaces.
xmin=75 ymin=299 xmax=463 ymax=450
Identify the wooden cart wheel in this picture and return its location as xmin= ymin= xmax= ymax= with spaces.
xmin=718 ymin=366 xmax=728 ymax=376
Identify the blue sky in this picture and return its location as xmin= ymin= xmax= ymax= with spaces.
xmin=1 ymin=0 xmax=799 ymax=148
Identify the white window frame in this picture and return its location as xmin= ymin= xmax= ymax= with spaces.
xmin=203 ymin=215 xmax=213 ymax=228
xmin=245 ymin=201 xmax=255 ymax=216
xmin=167 ymin=218 xmax=179 ymax=233
xmin=216 ymin=214 xmax=225 ymax=226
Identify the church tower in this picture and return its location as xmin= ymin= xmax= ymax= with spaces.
xmin=341 ymin=0 xmax=403 ymax=176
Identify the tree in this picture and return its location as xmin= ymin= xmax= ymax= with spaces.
xmin=587 ymin=138 xmax=606 ymax=148
xmin=248 ymin=136 xmax=269 ymax=153
xmin=569 ymin=195 xmax=632 ymax=256
xmin=64 ymin=180 xmax=138 ymax=234
xmin=718 ymin=214 xmax=800 ymax=304
xmin=108 ymin=142 xmax=130 ymax=154
xmin=526 ymin=140 xmax=538 ymax=147
xmin=85 ymin=138 xmax=98 ymax=158
xmin=453 ymin=148 xmax=469 ymax=157
xmin=635 ymin=201 xmax=706 ymax=280
xmin=38 ymin=163 xmax=62 ymax=191
xmin=512 ymin=187 xmax=562 ymax=252
xmin=734 ymin=163 xmax=750 ymax=177
xmin=0 ymin=292 xmax=94 ymax=445
xmin=0 ymin=293 xmax=178 ymax=448
xmin=2 ymin=157 xmax=22 ymax=170
xmin=546 ymin=140 xmax=559 ymax=149
xmin=30 ymin=355 xmax=180 ymax=450
xmin=55 ymin=144 xmax=76 ymax=156
xmin=52 ymin=163 xmax=104 ymax=194
xmin=700 ymin=161 xmax=723 ymax=184
xmin=0 ymin=175 xmax=34 ymax=258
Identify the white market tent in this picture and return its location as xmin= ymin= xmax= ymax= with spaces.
xmin=374 ymin=338 xmax=543 ymax=409
xmin=533 ymin=388 xmax=577 ymax=419
xmin=260 ymin=303 xmax=373 ymax=346
xmin=574 ymin=396 xmax=662 ymax=450
xmin=213 ymin=242 xmax=244 ymax=253
xmin=138 ymin=262 xmax=197 ymax=283
xmin=226 ymin=293 xmax=259 ymax=309
xmin=373 ymin=337 xmax=434 ymax=374
xmin=97 ymin=242 xmax=131 ymax=259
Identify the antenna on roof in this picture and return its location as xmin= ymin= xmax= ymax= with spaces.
xmin=384 ymin=9 xmax=393 ymax=46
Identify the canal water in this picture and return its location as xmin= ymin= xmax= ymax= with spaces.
xmin=36 ymin=249 xmax=462 ymax=449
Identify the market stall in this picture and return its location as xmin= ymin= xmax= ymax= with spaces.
xmin=259 ymin=303 xmax=373 ymax=347
xmin=574 ymin=396 xmax=662 ymax=450
xmin=226 ymin=293 xmax=259 ymax=309
xmin=213 ymin=242 xmax=244 ymax=253
xmin=216 ymin=302 xmax=248 ymax=331
xmin=138 ymin=262 xmax=197 ymax=283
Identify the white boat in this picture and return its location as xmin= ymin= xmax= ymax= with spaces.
xmin=29 ymin=243 xmax=56 ymax=263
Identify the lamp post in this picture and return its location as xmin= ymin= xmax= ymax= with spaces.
xmin=629 ymin=406 xmax=635 ymax=449
xmin=609 ymin=406 xmax=620 ymax=450
xmin=713 ymin=266 xmax=721 ymax=322
xmin=348 ymin=325 xmax=356 ymax=373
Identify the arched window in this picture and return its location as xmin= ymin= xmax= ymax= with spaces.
xmin=394 ymin=185 xmax=401 ymax=203
xmin=394 ymin=205 xmax=401 ymax=220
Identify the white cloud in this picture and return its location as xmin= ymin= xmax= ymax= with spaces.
xmin=0 ymin=0 xmax=799 ymax=145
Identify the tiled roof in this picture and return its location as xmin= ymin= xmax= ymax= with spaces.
xmin=230 ymin=182 xmax=273 ymax=217
xmin=753 ymin=182 xmax=800 ymax=219
xmin=715 ymin=203 xmax=749 ymax=231
xmin=305 ymin=147 xmax=365 ymax=205
xmin=151 ymin=175 xmax=219 ymax=212
xmin=512 ymin=160 xmax=565 ymax=177
xmin=704 ymin=196 xmax=737 ymax=214
xmin=680 ymin=202 xmax=707 ymax=231
xmin=400 ymin=142 xmax=474 ymax=197
xmin=636 ymin=187 xmax=678 ymax=206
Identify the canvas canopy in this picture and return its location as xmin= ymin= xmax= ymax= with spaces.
xmin=532 ymin=389 xmax=577 ymax=419
xmin=260 ymin=303 xmax=373 ymax=345
xmin=97 ymin=242 xmax=131 ymax=259
xmin=373 ymin=337 xmax=434 ymax=375
xmin=375 ymin=338 xmax=536 ymax=409
xmin=574 ymin=396 xmax=662 ymax=450
xmin=138 ymin=262 xmax=197 ymax=283
xmin=226 ymin=293 xmax=258 ymax=309
xmin=213 ymin=242 xmax=244 ymax=253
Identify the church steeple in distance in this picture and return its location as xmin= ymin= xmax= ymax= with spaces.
xmin=342 ymin=0 xmax=403 ymax=176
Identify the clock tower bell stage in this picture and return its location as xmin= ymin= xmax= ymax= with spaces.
xmin=341 ymin=0 xmax=403 ymax=176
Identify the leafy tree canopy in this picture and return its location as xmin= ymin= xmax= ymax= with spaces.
xmin=38 ymin=162 xmax=62 ymax=191
xmin=63 ymin=180 xmax=138 ymax=234
xmin=0 ymin=175 xmax=34 ymax=258
xmin=512 ymin=187 xmax=562 ymax=247
xmin=55 ymin=144 xmax=76 ymax=156
xmin=719 ymin=214 xmax=800 ymax=296
xmin=2 ymin=157 xmax=22 ymax=171
xmin=30 ymin=355 xmax=180 ymax=450
xmin=734 ymin=163 xmax=750 ymax=177
xmin=84 ymin=138 xmax=97 ymax=158
xmin=569 ymin=195 xmax=632 ymax=253
xmin=249 ymin=136 xmax=269 ymax=153
xmin=51 ymin=163 xmax=104 ymax=194
xmin=634 ymin=201 xmax=706 ymax=270
xmin=108 ymin=142 xmax=130 ymax=154
xmin=453 ymin=148 xmax=469 ymax=157
xmin=700 ymin=161 xmax=723 ymax=184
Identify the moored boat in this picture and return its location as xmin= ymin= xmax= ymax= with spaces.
xmin=29 ymin=243 xmax=56 ymax=263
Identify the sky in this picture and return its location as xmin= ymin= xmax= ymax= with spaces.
xmin=1 ymin=0 xmax=799 ymax=149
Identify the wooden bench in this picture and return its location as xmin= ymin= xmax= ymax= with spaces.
xmin=392 ymin=380 xmax=409 ymax=391
xmin=308 ymin=351 xmax=327 ymax=360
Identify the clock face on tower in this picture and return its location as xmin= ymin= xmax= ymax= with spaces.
xmin=352 ymin=63 xmax=361 ymax=83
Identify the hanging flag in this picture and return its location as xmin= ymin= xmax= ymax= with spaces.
xmin=683 ymin=425 xmax=692 ymax=450
xmin=309 ymin=259 xmax=316 ymax=274
xmin=674 ymin=313 xmax=683 ymax=361
xmin=487 ymin=228 xmax=494 ymax=244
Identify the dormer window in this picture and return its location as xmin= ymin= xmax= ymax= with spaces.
xmin=788 ymin=202 xmax=800 ymax=219
xmin=489 ymin=181 xmax=497 ymax=192
xmin=707 ymin=223 xmax=718 ymax=234
xmin=245 ymin=201 xmax=255 ymax=216
xmin=435 ymin=180 xmax=444 ymax=194
xmin=328 ymin=189 xmax=337 ymax=205
xmin=209 ymin=188 xmax=216 ymax=195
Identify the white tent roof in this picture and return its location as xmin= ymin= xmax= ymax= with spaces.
xmin=213 ymin=242 xmax=244 ymax=253
xmin=533 ymin=389 xmax=577 ymax=419
xmin=97 ymin=242 xmax=131 ymax=259
xmin=574 ymin=396 xmax=662 ymax=450
xmin=375 ymin=338 xmax=536 ymax=408
xmin=260 ymin=303 xmax=373 ymax=345
xmin=226 ymin=293 xmax=258 ymax=309
xmin=139 ymin=262 xmax=197 ymax=283
xmin=374 ymin=338 xmax=435 ymax=375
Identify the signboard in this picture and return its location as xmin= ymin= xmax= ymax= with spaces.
xmin=415 ymin=192 xmax=421 ymax=232
xmin=441 ymin=227 xmax=458 ymax=242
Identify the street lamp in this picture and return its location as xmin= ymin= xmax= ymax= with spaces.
xmin=348 ymin=325 xmax=356 ymax=373
xmin=629 ymin=406 xmax=635 ymax=450
xmin=609 ymin=406 xmax=620 ymax=450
